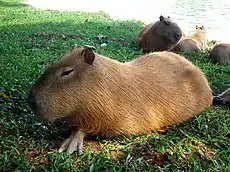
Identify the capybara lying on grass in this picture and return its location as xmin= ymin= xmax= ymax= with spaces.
xmin=172 ymin=25 xmax=207 ymax=52
xmin=28 ymin=45 xmax=213 ymax=155
xmin=209 ymin=43 xmax=230 ymax=65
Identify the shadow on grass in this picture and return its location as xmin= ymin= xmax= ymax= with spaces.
xmin=0 ymin=17 xmax=142 ymax=170
xmin=0 ymin=16 xmax=142 ymax=138
xmin=1 ymin=15 xmax=230 ymax=171
xmin=0 ymin=0 xmax=28 ymax=7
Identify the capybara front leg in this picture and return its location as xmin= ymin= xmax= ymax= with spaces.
xmin=58 ymin=129 xmax=85 ymax=155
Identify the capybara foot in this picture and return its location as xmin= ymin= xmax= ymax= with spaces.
xmin=58 ymin=129 xmax=85 ymax=155
xmin=212 ymin=96 xmax=223 ymax=106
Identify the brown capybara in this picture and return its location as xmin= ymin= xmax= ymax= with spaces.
xmin=136 ymin=15 xmax=182 ymax=53
xmin=213 ymin=87 xmax=230 ymax=106
xmin=28 ymin=45 xmax=213 ymax=155
xmin=209 ymin=43 xmax=230 ymax=65
xmin=171 ymin=39 xmax=201 ymax=52
xmin=172 ymin=25 xmax=207 ymax=52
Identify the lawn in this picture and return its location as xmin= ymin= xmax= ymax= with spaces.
xmin=0 ymin=0 xmax=230 ymax=171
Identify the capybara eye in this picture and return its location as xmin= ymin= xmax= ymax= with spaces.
xmin=175 ymin=33 xmax=181 ymax=39
xmin=164 ymin=21 xmax=170 ymax=25
xmin=61 ymin=69 xmax=74 ymax=76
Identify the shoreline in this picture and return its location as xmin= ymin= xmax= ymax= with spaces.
xmin=24 ymin=0 xmax=230 ymax=44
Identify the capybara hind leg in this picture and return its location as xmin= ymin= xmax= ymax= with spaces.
xmin=58 ymin=129 xmax=85 ymax=155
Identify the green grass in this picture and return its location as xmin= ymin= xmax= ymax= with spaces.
xmin=0 ymin=0 xmax=230 ymax=171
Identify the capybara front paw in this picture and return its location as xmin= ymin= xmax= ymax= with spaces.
xmin=58 ymin=130 xmax=85 ymax=155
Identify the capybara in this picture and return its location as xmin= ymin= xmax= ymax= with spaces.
xmin=190 ymin=25 xmax=207 ymax=50
xmin=171 ymin=39 xmax=201 ymax=52
xmin=172 ymin=25 xmax=207 ymax=52
xmin=213 ymin=87 xmax=230 ymax=106
xmin=136 ymin=15 xmax=182 ymax=53
xmin=209 ymin=43 xmax=230 ymax=65
xmin=28 ymin=45 xmax=213 ymax=155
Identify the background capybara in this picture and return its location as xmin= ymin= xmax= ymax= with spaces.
xmin=172 ymin=38 xmax=200 ymax=52
xmin=209 ymin=43 xmax=230 ymax=65
xmin=213 ymin=87 xmax=230 ymax=106
xmin=136 ymin=15 xmax=182 ymax=53
xmin=28 ymin=46 xmax=213 ymax=155
xmin=171 ymin=25 xmax=207 ymax=52
xmin=190 ymin=25 xmax=207 ymax=50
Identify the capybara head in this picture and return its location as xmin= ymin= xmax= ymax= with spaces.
xmin=28 ymin=46 xmax=96 ymax=122
xmin=196 ymin=25 xmax=205 ymax=31
xmin=194 ymin=25 xmax=207 ymax=35
xmin=137 ymin=15 xmax=182 ymax=52
xmin=155 ymin=15 xmax=182 ymax=43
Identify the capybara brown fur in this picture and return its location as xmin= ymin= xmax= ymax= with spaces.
xmin=172 ymin=39 xmax=200 ymax=52
xmin=28 ymin=46 xmax=213 ymax=155
xmin=209 ymin=43 xmax=230 ymax=65
xmin=213 ymin=87 xmax=230 ymax=106
xmin=136 ymin=15 xmax=182 ymax=53
xmin=172 ymin=25 xmax=207 ymax=52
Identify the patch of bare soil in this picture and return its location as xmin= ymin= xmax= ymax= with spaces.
xmin=34 ymin=32 xmax=85 ymax=41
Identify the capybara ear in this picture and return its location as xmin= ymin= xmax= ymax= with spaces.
xmin=201 ymin=25 xmax=204 ymax=30
xmin=81 ymin=47 xmax=95 ymax=65
xmin=159 ymin=15 xmax=170 ymax=25
xmin=159 ymin=15 xmax=164 ymax=21
xmin=167 ymin=16 xmax=170 ymax=18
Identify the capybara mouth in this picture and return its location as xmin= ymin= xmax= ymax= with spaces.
xmin=28 ymin=90 xmax=47 ymax=120
xmin=31 ymin=107 xmax=53 ymax=122
xmin=163 ymin=36 xmax=173 ymax=44
xmin=28 ymin=90 xmax=37 ymax=112
xmin=168 ymin=37 xmax=179 ymax=44
xmin=28 ymin=103 xmax=45 ymax=120
xmin=164 ymin=33 xmax=181 ymax=44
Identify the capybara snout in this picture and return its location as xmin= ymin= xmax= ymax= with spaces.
xmin=165 ymin=31 xmax=182 ymax=44
xmin=28 ymin=82 xmax=48 ymax=120
xmin=175 ymin=32 xmax=182 ymax=41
